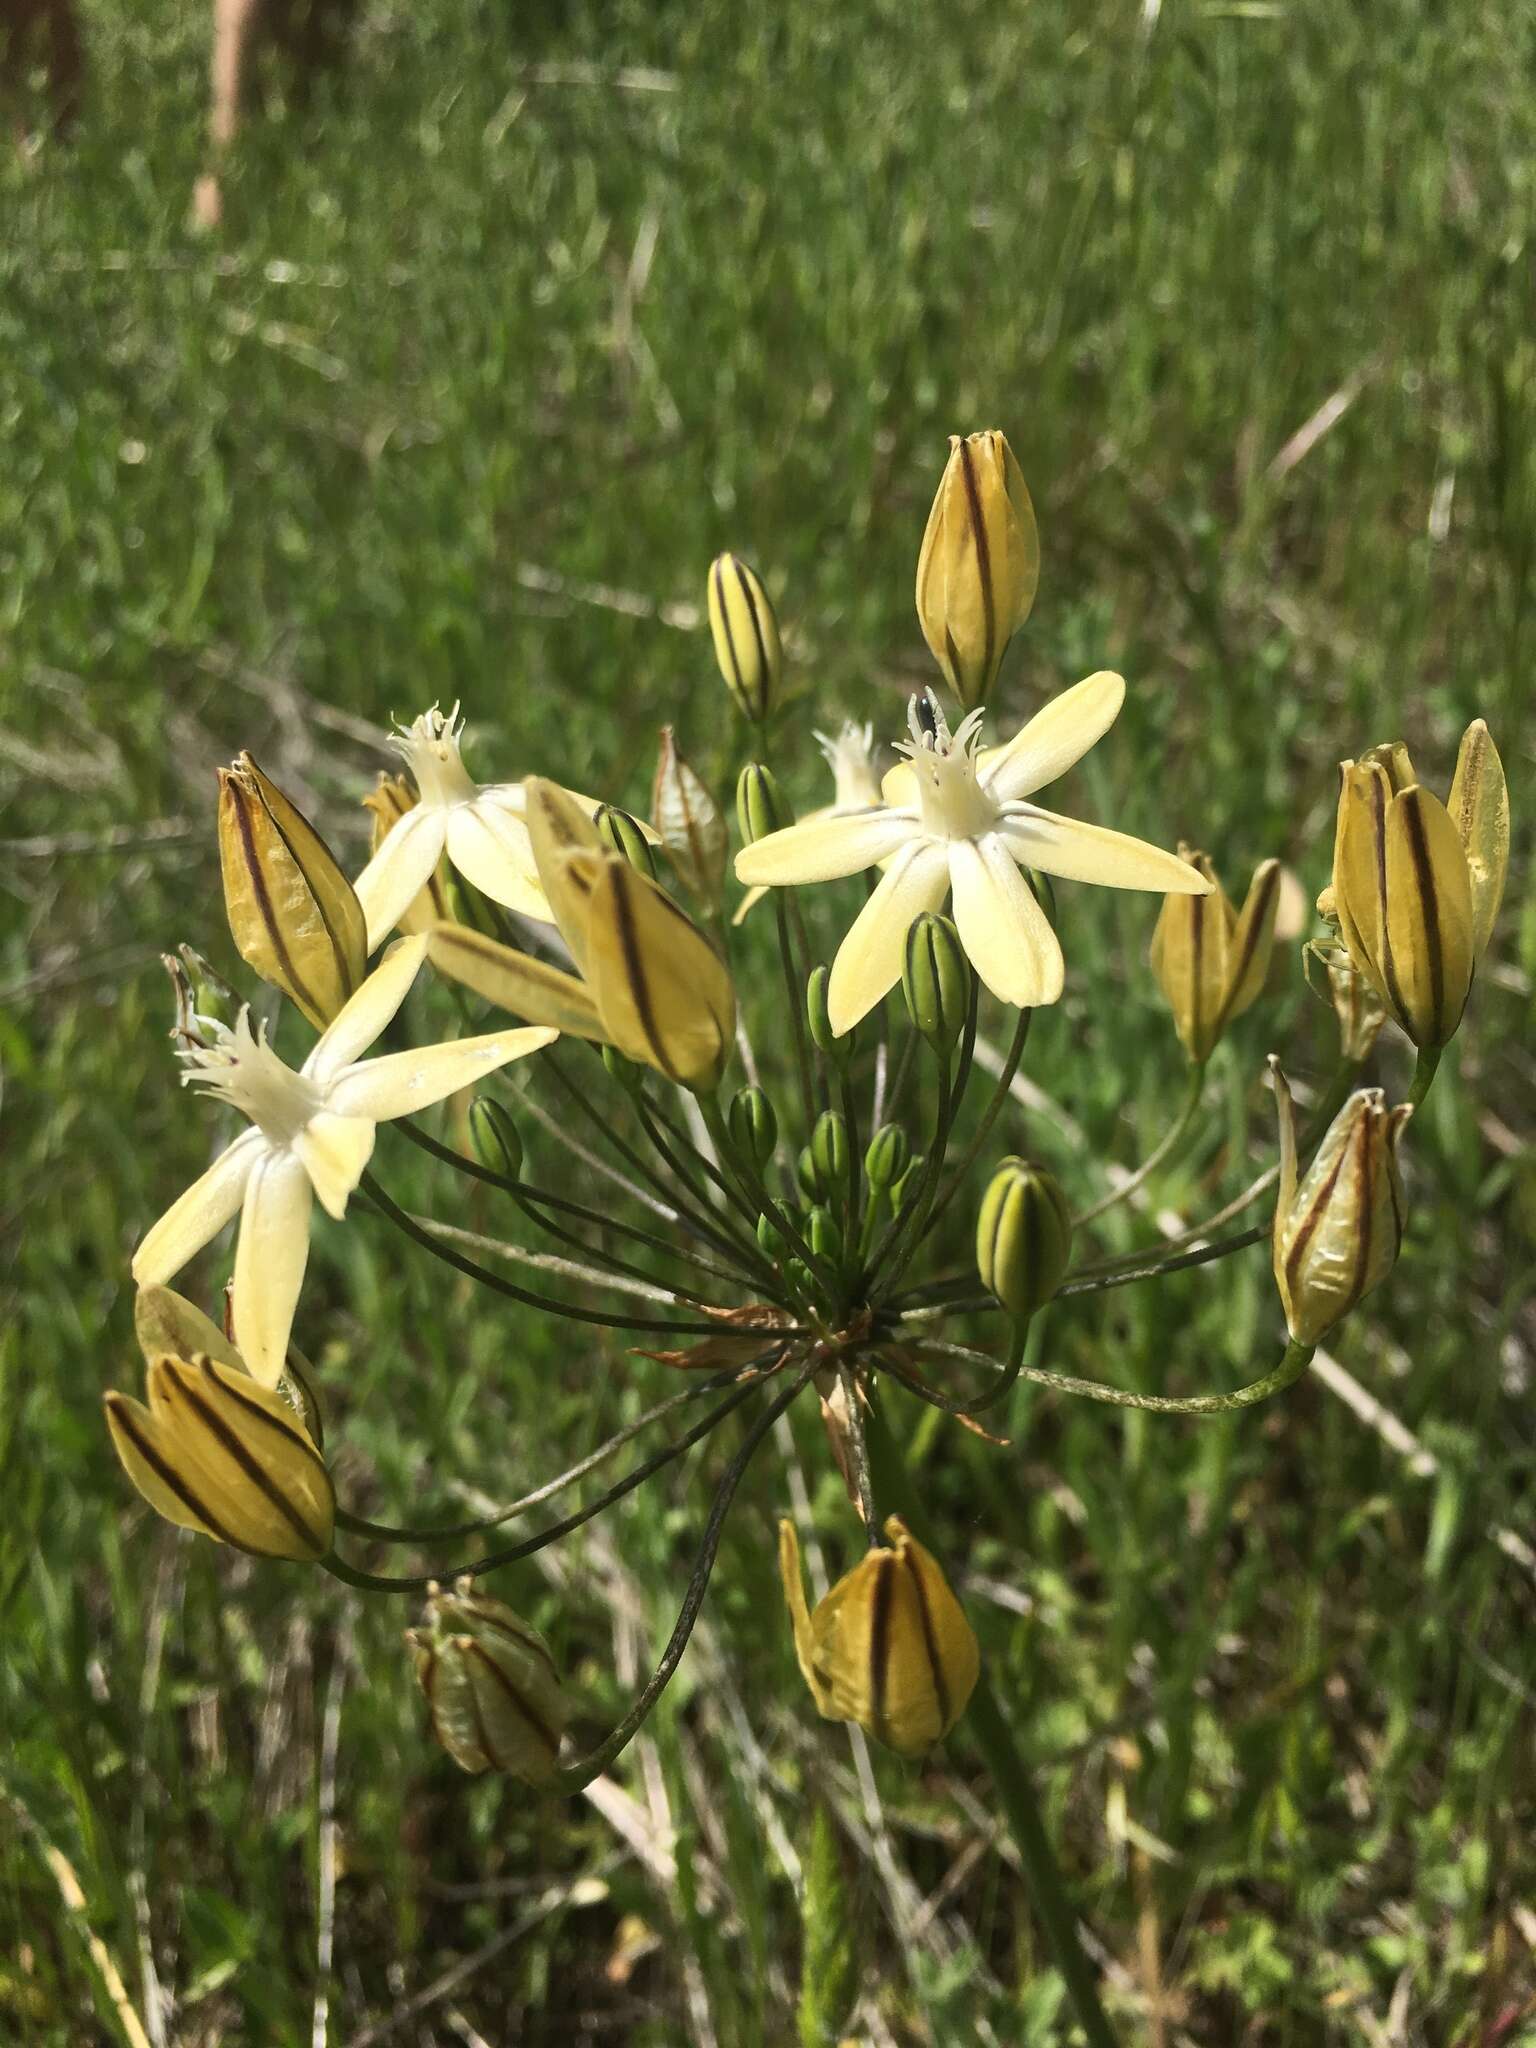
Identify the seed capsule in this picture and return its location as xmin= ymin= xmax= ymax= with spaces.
xmin=406 ymin=1576 xmax=571 ymax=1782
xmin=1270 ymin=1060 xmax=1411 ymax=1345
xmin=864 ymin=1124 xmax=911 ymax=1192
xmin=1149 ymin=847 xmax=1280 ymax=1063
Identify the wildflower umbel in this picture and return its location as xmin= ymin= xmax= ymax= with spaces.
xmin=735 ymin=678 xmax=1210 ymax=1032
xmin=131 ymin=937 xmax=555 ymax=1383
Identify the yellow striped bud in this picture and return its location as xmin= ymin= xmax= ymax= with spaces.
xmin=582 ymin=854 xmax=736 ymax=1091
xmin=218 ymin=754 xmax=366 ymax=1028
xmin=651 ymin=727 xmax=727 ymax=909
xmin=1270 ymin=1062 xmax=1411 ymax=1346
xmin=1330 ymin=720 xmax=1507 ymax=1049
xmin=975 ymin=1158 xmax=1072 ymax=1317
xmin=779 ymin=1517 xmax=979 ymax=1756
xmin=105 ymin=1353 xmax=334 ymax=1562
xmin=914 ymin=430 xmax=1039 ymax=709
xmin=406 ymin=1576 xmax=571 ymax=1781
xmin=1148 ymin=847 xmax=1280 ymax=1063
xmin=708 ymin=552 xmax=783 ymax=722
xmin=594 ymin=804 xmax=659 ymax=880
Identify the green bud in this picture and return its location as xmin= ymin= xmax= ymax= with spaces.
xmin=736 ymin=763 xmax=787 ymax=847
xmin=807 ymin=965 xmax=848 ymax=1062
xmin=890 ymin=1158 xmax=923 ymax=1209
xmin=469 ymin=1098 xmax=523 ymax=1182
xmin=975 ymin=1158 xmax=1072 ymax=1318
xmin=729 ymin=1085 xmax=778 ymax=1170
xmin=808 ymin=1206 xmax=843 ymax=1261
xmin=594 ymin=804 xmax=659 ymax=879
xmin=811 ymin=1110 xmax=849 ymax=1188
xmin=708 ymin=552 xmax=783 ymax=722
xmin=902 ymin=912 xmax=972 ymax=1052
xmin=798 ymin=1145 xmax=827 ymax=1200
xmin=602 ymin=1044 xmax=635 ymax=1086
xmin=785 ymin=1257 xmax=815 ymax=1298
xmin=757 ymin=1213 xmax=788 ymax=1260
xmin=864 ymin=1123 xmax=911 ymax=1192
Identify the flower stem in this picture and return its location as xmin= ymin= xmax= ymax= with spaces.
xmin=1074 ymin=1061 xmax=1206 ymax=1228
xmin=861 ymin=1402 xmax=1122 ymax=2048
xmin=1407 ymin=1045 xmax=1442 ymax=1110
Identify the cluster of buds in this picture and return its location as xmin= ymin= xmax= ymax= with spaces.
xmin=106 ymin=422 xmax=1509 ymax=1812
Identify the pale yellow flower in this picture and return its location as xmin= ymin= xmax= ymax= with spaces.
xmin=132 ymin=936 xmax=556 ymax=1383
xmin=735 ymin=675 xmax=1210 ymax=1033
xmin=353 ymin=705 xmax=607 ymax=950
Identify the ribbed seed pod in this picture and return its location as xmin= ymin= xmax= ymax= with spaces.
xmin=864 ymin=1124 xmax=911 ymax=1193
xmin=406 ymin=1576 xmax=571 ymax=1782
xmin=469 ymin=1097 xmax=523 ymax=1181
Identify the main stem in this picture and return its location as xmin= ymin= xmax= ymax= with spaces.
xmin=862 ymin=1404 xmax=1122 ymax=2048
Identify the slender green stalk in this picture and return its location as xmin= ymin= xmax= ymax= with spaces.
xmin=861 ymin=1403 xmax=1122 ymax=2048
xmin=699 ymin=1092 xmax=842 ymax=1300
xmin=921 ymin=1005 xmax=1031 ymax=1236
xmin=1074 ymin=1061 xmax=1206 ymax=1227
xmin=358 ymin=1171 xmax=781 ymax=1337
xmin=324 ymin=1366 xmax=783 ymax=1592
xmin=335 ymin=1362 xmax=764 ymax=1543
xmin=898 ymin=1335 xmax=1313 ymax=1415
xmin=775 ymin=893 xmax=818 ymax=1131
xmin=1407 ymin=1045 xmax=1442 ymax=1109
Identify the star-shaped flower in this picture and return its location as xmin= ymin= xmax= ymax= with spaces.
xmin=734 ymin=673 xmax=1210 ymax=1033
xmin=354 ymin=705 xmax=595 ymax=950
xmin=131 ymin=936 xmax=556 ymax=1383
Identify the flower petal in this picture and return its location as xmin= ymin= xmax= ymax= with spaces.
xmin=979 ymin=670 xmax=1125 ymax=802
xmin=305 ymin=936 xmax=429 ymax=1085
xmin=132 ymin=1128 xmax=264 ymax=1287
xmin=292 ymin=1111 xmax=377 ymax=1221
xmin=231 ymin=1150 xmax=314 ymax=1386
xmin=426 ymin=925 xmax=607 ymax=1039
xmin=948 ymin=835 xmax=1064 ymax=1007
xmin=735 ymin=808 xmax=919 ymax=888
xmin=445 ymin=803 xmax=555 ymax=924
xmin=327 ymin=1028 xmax=557 ymax=1122
xmin=999 ymin=807 xmax=1211 ymax=894
xmin=826 ymin=839 xmax=950 ymax=1034
xmin=354 ymin=806 xmax=450 ymax=953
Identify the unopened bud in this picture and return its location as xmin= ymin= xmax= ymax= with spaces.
xmin=708 ymin=552 xmax=783 ymax=722
xmin=1149 ymin=848 xmax=1280 ymax=1063
xmin=736 ymin=762 xmax=787 ymax=847
xmin=864 ymin=1123 xmax=911 ymax=1192
xmin=807 ymin=965 xmax=847 ymax=1063
xmin=729 ymin=1085 xmax=778 ymax=1171
xmin=976 ymin=1158 xmax=1072 ymax=1318
xmin=651 ymin=728 xmax=726 ymax=908
xmin=902 ymin=912 xmax=972 ymax=1051
xmin=406 ymin=1576 xmax=571 ymax=1782
xmin=798 ymin=1145 xmax=826 ymax=1200
xmin=594 ymin=804 xmax=659 ymax=880
xmin=779 ymin=1516 xmax=980 ymax=1755
xmin=105 ymin=1353 xmax=334 ymax=1562
xmin=808 ymin=1206 xmax=843 ymax=1261
xmin=757 ymin=1214 xmax=787 ymax=1261
xmin=470 ymin=1097 xmax=523 ymax=1181
xmin=914 ymin=430 xmax=1039 ymax=709
xmin=810 ymin=1111 xmax=849 ymax=1189
xmin=1270 ymin=1062 xmax=1410 ymax=1345
xmin=219 ymin=753 xmax=366 ymax=1028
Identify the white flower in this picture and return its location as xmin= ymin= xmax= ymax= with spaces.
xmin=354 ymin=705 xmax=579 ymax=950
xmin=132 ymin=937 xmax=556 ymax=1384
xmin=734 ymin=673 xmax=1211 ymax=1033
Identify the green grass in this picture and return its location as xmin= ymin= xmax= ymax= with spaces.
xmin=3 ymin=1 xmax=1534 ymax=2041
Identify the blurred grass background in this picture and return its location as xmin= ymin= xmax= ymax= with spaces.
xmin=2 ymin=0 xmax=1534 ymax=2041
